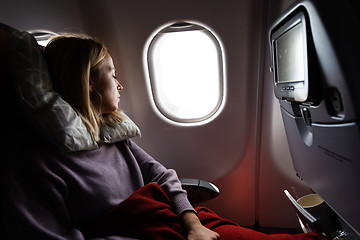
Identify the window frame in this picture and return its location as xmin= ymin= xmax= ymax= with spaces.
xmin=144 ymin=21 xmax=226 ymax=126
xmin=28 ymin=30 xmax=57 ymax=47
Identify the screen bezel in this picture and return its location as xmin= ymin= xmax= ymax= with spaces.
xmin=271 ymin=11 xmax=309 ymax=102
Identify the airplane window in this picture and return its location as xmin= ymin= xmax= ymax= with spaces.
xmin=145 ymin=22 xmax=225 ymax=125
xmin=28 ymin=30 xmax=57 ymax=47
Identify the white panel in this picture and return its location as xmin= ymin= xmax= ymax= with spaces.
xmin=102 ymin=0 xmax=261 ymax=226
xmin=0 ymin=0 xmax=85 ymax=32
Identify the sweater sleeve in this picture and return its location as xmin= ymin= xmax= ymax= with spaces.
xmin=126 ymin=140 xmax=195 ymax=215
xmin=2 ymin=149 xmax=138 ymax=240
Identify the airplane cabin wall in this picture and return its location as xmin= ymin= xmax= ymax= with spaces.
xmin=1 ymin=0 xmax=313 ymax=230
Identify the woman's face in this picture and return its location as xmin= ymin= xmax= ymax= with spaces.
xmin=91 ymin=53 xmax=123 ymax=114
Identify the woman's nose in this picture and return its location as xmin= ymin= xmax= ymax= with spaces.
xmin=116 ymin=81 xmax=123 ymax=91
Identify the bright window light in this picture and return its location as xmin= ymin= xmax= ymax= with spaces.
xmin=146 ymin=22 xmax=225 ymax=124
xmin=28 ymin=30 xmax=57 ymax=47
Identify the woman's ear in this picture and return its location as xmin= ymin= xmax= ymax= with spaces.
xmin=89 ymin=80 xmax=94 ymax=93
xmin=89 ymin=74 xmax=97 ymax=93
xmin=89 ymin=71 xmax=99 ymax=93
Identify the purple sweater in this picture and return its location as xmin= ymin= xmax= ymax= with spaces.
xmin=3 ymin=138 xmax=194 ymax=240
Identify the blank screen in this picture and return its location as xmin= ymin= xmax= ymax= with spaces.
xmin=275 ymin=22 xmax=305 ymax=83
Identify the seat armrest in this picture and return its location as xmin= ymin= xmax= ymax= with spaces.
xmin=180 ymin=178 xmax=220 ymax=205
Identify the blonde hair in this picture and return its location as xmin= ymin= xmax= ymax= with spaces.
xmin=44 ymin=33 xmax=123 ymax=141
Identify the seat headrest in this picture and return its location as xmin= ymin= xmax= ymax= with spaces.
xmin=1 ymin=23 xmax=140 ymax=152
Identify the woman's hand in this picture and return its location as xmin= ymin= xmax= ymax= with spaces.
xmin=180 ymin=211 xmax=220 ymax=240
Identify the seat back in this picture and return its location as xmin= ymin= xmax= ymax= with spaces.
xmin=269 ymin=0 xmax=360 ymax=237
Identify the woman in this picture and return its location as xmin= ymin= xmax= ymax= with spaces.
xmin=43 ymin=33 xmax=220 ymax=240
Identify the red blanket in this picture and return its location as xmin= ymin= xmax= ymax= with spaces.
xmin=81 ymin=183 xmax=329 ymax=240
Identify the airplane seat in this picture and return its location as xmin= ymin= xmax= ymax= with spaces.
xmin=0 ymin=23 xmax=29 ymax=134
xmin=0 ymin=22 xmax=219 ymax=234
xmin=269 ymin=0 xmax=360 ymax=239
